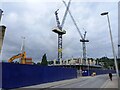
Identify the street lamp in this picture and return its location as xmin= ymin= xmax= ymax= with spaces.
xmin=86 ymin=54 xmax=90 ymax=76
xmin=0 ymin=9 xmax=3 ymax=22
xmin=101 ymin=12 xmax=119 ymax=88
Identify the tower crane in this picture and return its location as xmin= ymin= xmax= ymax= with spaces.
xmin=63 ymin=1 xmax=89 ymax=65
xmin=19 ymin=36 xmax=25 ymax=63
xmin=52 ymin=0 xmax=71 ymax=62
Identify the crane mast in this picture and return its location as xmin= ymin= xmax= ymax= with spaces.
xmin=53 ymin=0 xmax=71 ymax=62
xmin=19 ymin=37 xmax=25 ymax=63
xmin=55 ymin=9 xmax=62 ymax=29
xmin=63 ymin=1 xmax=89 ymax=65
xmin=80 ymin=31 xmax=89 ymax=65
xmin=55 ymin=9 xmax=63 ymax=62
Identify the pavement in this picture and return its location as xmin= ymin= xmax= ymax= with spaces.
xmin=16 ymin=74 xmax=118 ymax=89
xmin=18 ymin=76 xmax=91 ymax=89
xmin=23 ymin=77 xmax=86 ymax=88
xmin=101 ymin=74 xmax=118 ymax=88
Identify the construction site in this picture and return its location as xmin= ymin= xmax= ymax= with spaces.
xmin=0 ymin=0 xmax=119 ymax=89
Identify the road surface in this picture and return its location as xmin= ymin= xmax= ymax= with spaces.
xmin=50 ymin=74 xmax=111 ymax=88
xmin=16 ymin=74 xmax=117 ymax=89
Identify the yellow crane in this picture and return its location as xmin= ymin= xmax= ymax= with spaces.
xmin=8 ymin=36 xmax=33 ymax=64
xmin=8 ymin=52 xmax=26 ymax=64
xmin=8 ymin=52 xmax=32 ymax=64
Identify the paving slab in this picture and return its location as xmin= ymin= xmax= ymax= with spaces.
xmin=101 ymin=74 xmax=118 ymax=88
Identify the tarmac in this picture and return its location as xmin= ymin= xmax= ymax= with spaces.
xmin=21 ymin=74 xmax=118 ymax=89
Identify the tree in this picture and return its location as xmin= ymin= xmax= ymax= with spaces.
xmin=37 ymin=62 xmax=41 ymax=65
xmin=48 ymin=61 xmax=54 ymax=65
xmin=41 ymin=54 xmax=48 ymax=66
xmin=99 ymin=57 xmax=114 ymax=69
xmin=33 ymin=62 xmax=36 ymax=65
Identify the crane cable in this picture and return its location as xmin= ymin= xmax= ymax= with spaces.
xmin=63 ymin=1 xmax=84 ymax=40
xmin=61 ymin=0 xmax=71 ymax=28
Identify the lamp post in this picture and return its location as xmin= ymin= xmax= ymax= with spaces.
xmin=86 ymin=54 xmax=90 ymax=76
xmin=101 ymin=12 xmax=119 ymax=88
xmin=0 ymin=9 xmax=3 ymax=22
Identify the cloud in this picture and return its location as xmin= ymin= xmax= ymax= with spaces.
xmin=1 ymin=1 xmax=118 ymax=63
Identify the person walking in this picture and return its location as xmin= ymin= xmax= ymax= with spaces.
xmin=109 ymin=73 xmax=112 ymax=81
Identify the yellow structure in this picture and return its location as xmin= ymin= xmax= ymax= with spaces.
xmin=8 ymin=52 xmax=32 ymax=64
xmin=8 ymin=52 xmax=26 ymax=64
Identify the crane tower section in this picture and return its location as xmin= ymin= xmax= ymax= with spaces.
xmin=80 ymin=31 xmax=89 ymax=65
xmin=52 ymin=10 xmax=66 ymax=62
xmin=63 ymin=1 xmax=89 ymax=65
xmin=52 ymin=0 xmax=71 ymax=62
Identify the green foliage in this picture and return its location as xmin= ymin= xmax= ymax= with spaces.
xmin=96 ymin=57 xmax=114 ymax=69
xmin=41 ymin=54 xmax=48 ymax=66
xmin=33 ymin=62 xmax=36 ymax=65
xmin=37 ymin=62 xmax=41 ymax=65
xmin=48 ymin=61 xmax=54 ymax=65
xmin=56 ymin=61 xmax=60 ymax=64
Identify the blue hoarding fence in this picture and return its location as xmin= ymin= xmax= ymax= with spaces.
xmin=82 ymin=69 xmax=116 ymax=76
xmin=2 ymin=62 xmax=77 ymax=89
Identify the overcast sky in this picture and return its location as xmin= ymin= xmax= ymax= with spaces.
xmin=0 ymin=0 xmax=119 ymax=62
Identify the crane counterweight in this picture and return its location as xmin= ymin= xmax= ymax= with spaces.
xmin=52 ymin=28 xmax=66 ymax=35
xmin=80 ymin=39 xmax=89 ymax=42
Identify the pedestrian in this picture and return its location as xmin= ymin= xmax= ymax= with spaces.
xmin=109 ymin=73 xmax=112 ymax=81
